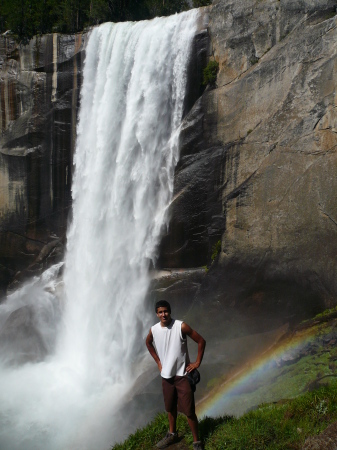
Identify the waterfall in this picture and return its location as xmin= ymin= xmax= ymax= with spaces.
xmin=0 ymin=10 xmax=199 ymax=450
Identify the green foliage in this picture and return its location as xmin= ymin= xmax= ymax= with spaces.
xmin=205 ymin=382 xmax=337 ymax=449
xmin=211 ymin=240 xmax=221 ymax=261
xmin=145 ymin=0 xmax=189 ymax=18
xmin=193 ymin=0 xmax=212 ymax=6
xmin=1 ymin=0 xmax=59 ymax=42
xmin=300 ymin=305 xmax=337 ymax=326
xmin=112 ymin=413 xmax=191 ymax=449
xmin=55 ymin=0 xmax=90 ymax=34
xmin=0 ymin=0 xmax=191 ymax=42
xmin=203 ymin=240 xmax=221 ymax=273
xmin=250 ymin=55 xmax=259 ymax=65
xmin=203 ymin=59 xmax=219 ymax=86
xmin=315 ymin=305 xmax=337 ymax=319
xmin=202 ymin=265 xmax=209 ymax=273
xmin=88 ymin=0 xmax=111 ymax=26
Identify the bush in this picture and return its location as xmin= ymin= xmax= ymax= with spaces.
xmin=203 ymin=60 xmax=219 ymax=86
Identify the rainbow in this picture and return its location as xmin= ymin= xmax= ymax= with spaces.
xmin=196 ymin=323 xmax=318 ymax=418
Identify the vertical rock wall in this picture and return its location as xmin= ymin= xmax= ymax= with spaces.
xmin=159 ymin=0 xmax=337 ymax=324
xmin=0 ymin=33 xmax=87 ymax=292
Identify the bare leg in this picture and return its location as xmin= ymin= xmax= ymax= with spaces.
xmin=187 ymin=413 xmax=199 ymax=442
xmin=168 ymin=404 xmax=177 ymax=433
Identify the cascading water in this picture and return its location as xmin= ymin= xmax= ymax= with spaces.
xmin=0 ymin=10 xmax=199 ymax=450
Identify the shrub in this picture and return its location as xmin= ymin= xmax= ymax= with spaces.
xmin=203 ymin=60 xmax=219 ymax=86
xmin=211 ymin=240 xmax=221 ymax=262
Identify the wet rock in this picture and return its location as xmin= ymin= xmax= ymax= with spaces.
xmin=5 ymin=238 xmax=64 ymax=293
xmin=0 ymin=32 xmax=88 ymax=290
xmin=147 ymin=269 xmax=206 ymax=318
xmin=0 ymin=305 xmax=47 ymax=364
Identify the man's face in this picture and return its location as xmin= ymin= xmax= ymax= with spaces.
xmin=156 ymin=307 xmax=172 ymax=326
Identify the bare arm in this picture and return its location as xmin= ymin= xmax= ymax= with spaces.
xmin=181 ymin=322 xmax=206 ymax=373
xmin=146 ymin=329 xmax=162 ymax=373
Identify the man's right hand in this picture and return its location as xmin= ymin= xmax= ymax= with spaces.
xmin=146 ymin=329 xmax=163 ymax=373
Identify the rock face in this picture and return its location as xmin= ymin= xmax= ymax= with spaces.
xmin=159 ymin=0 xmax=337 ymax=325
xmin=2 ymin=0 xmax=337 ymax=325
xmin=0 ymin=33 xmax=87 ymax=293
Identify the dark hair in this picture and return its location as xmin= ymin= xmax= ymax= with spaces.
xmin=155 ymin=300 xmax=171 ymax=313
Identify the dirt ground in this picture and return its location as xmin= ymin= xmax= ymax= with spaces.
xmin=153 ymin=434 xmax=190 ymax=449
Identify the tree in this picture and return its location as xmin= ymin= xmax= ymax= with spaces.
xmin=0 ymin=0 xmax=195 ymax=42
xmin=193 ymin=0 xmax=211 ymax=6
xmin=145 ymin=0 xmax=189 ymax=18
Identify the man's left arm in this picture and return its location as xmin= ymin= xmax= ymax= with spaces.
xmin=181 ymin=322 xmax=206 ymax=373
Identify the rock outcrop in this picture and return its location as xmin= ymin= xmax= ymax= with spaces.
xmin=159 ymin=0 xmax=337 ymax=326
xmin=0 ymin=33 xmax=87 ymax=293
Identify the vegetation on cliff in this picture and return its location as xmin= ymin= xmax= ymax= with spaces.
xmin=202 ymin=59 xmax=219 ymax=86
xmin=0 ymin=0 xmax=212 ymax=42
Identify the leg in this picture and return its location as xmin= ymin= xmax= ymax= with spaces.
xmin=156 ymin=378 xmax=179 ymax=448
xmin=168 ymin=402 xmax=177 ymax=433
xmin=162 ymin=376 xmax=178 ymax=433
xmin=187 ymin=412 xmax=199 ymax=442
xmin=175 ymin=377 xmax=199 ymax=442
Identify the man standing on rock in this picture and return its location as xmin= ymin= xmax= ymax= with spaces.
xmin=146 ymin=300 xmax=206 ymax=450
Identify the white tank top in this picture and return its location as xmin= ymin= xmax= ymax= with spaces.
xmin=151 ymin=319 xmax=190 ymax=379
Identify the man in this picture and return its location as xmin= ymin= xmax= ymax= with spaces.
xmin=146 ymin=300 xmax=206 ymax=450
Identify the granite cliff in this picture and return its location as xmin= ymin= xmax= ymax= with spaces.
xmin=1 ymin=0 xmax=337 ymax=329
xmin=0 ymin=33 xmax=86 ymax=293
xmin=158 ymin=0 xmax=337 ymax=330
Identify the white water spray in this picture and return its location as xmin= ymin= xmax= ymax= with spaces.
xmin=0 ymin=10 xmax=199 ymax=450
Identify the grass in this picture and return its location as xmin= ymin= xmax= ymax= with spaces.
xmin=217 ymin=321 xmax=337 ymax=416
xmin=315 ymin=305 xmax=337 ymax=320
xmin=112 ymin=413 xmax=191 ymax=449
xmin=112 ymin=382 xmax=337 ymax=449
xmin=300 ymin=306 xmax=337 ymax=326
xmin=203 ymin=240 xmax=221 ymax=273
xmin=205 ymin=382 xmax=337 ymax=449
xmin=112 ymin=312 xmax=337 ymax=449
